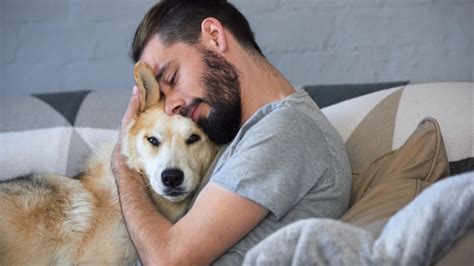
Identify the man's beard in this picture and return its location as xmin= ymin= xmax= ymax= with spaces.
xmin=181 ymin=48 xmax=242 ymax=145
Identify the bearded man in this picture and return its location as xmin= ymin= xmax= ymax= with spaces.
xmin=112 ymin=0 xmax=351 ymax=265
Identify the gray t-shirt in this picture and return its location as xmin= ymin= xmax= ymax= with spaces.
xmin=210 ymin=90 xmax=352 ymax=265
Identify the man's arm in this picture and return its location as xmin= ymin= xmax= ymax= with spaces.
xmin=115 ymin=168 xmax=268 ymax=265
xmin=112 ymin=87 xmax=269 ymax=265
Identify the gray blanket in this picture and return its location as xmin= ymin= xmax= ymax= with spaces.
xmin=244 ymin=172 xmax=474 ymax=266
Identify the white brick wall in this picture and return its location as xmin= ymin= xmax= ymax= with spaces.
xmin=1 ymin=0 xmax=473 ymax=96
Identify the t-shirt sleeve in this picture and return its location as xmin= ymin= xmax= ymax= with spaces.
xmin=210 ymin=108 xmax=332 ymax=220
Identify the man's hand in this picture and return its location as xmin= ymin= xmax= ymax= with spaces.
xmin=111 ymin=86 xmax=143 ymax=186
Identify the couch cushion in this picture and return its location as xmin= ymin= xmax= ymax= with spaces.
xmin=340 ymin=118 xmax=449 ymax=226
xmin=0 ymin=90 xmax=128 ymax=178
xmin=303 ymin=81 xmax=409 ymax=108
xmin=310 ymin=82 xmax=473 ymax=263
xmin=319 ymin=82 xmax=473 ymax=177
xmin=2 ymin=82 xmax=472 ymax=178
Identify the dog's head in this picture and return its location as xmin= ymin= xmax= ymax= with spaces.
xmin=122 ymin=62 xmax=219 ymax=202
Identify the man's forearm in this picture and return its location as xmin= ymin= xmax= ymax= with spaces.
xmin=114 ymin=168 xmax=175 ymax=264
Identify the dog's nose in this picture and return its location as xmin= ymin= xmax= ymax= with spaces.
xmin=161 ymin=168 xmax=184 ymax=188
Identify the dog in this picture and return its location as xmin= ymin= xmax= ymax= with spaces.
xmin=0 ymin=62 xmax=219 ymax=265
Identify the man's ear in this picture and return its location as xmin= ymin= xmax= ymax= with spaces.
xmin=133 ymin=62 xmax=161 ymax=111
xmin=201 ymin=17 xmax=227 ymax=53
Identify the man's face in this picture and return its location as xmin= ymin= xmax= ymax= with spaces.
xmin=140 ymin=36 xmax=242 ymax=145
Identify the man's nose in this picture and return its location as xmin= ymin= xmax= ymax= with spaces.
xmin=164 ymin=94 xmax=185 ymax=115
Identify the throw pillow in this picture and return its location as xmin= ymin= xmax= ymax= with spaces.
xmin=340 ymin=117 xmax=449 ymax=227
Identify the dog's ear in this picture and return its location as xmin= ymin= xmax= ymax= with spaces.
xmin=133 ymin=62 xmax=161 ymax=112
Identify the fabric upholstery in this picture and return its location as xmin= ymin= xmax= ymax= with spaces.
xmin=302 ymin=81 xmax=409 ymax=108
xmin=2 ymin=82 xmax=472 ymax=179
xmin=0 ymin=82 xmax=472 ymax=264
xmin=0 ymin=90 xmax=129 ymax=178
xmin=340 ymin=118 xmax=450 ymax=226
xmin=319 ymin=82 xmax=474 ymax=178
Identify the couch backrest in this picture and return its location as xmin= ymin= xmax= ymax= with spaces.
xmin=311 ymin=82 xmax=473 ymax=176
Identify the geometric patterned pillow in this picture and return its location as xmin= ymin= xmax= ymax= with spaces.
xmin=0 ymin=90 xmax=129 ymax=178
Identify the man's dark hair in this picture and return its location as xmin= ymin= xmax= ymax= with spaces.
xmin=131 ymin=0 xmax=263 ymax=62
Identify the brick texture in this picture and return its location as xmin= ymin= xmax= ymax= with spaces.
xmin=1 ymin=0 xmax=473 ymax=95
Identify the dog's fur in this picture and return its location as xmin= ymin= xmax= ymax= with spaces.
xmin=0 ymin=62 xmax=219 ymax=264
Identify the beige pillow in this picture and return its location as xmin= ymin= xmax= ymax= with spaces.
xmin=341 ymin=117 xmax=449 ymax=227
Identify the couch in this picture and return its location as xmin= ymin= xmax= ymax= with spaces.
xmin=1 ymin=82 xmax=473 ymax=265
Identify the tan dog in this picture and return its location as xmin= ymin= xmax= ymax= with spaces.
xmin=0 ymin=62 xmax=219 ymax=265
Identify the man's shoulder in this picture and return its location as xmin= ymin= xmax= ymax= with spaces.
xmin=230 ymin=104 xmax=327 ymax=157
xmin=223 ymin=90 xmax=339 ymax=157
xmin=247 ymin=98 xmax=324 ymax=137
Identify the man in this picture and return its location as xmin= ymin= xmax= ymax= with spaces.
xmin=112 ymin=0 xmax=351 ymax=265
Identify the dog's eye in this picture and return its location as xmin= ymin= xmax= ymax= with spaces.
xmin=186 ymin=134 xmax=201 ymax=145
xmin=147 ymin=136 xmax=160 ymax=147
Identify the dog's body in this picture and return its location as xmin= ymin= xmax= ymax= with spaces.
xmin=0 ymin=145 xmax=137 ymax=264
xmin=0 ymin=63 xmax=219 ymax=264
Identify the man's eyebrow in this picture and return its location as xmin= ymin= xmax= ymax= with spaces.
xmin=155 ymin=61 xmax=172 ymax=82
